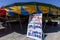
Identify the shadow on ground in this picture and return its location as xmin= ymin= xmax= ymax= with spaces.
xmin=44 ymin=24 xmax=60 ymax=33
xmin=43 ymin=24 xmax=60 ymax=39
xmin=0 ymin=20 xmax=28 ymax=37
xmin=1 ymin=20 xmax=60 ymax=39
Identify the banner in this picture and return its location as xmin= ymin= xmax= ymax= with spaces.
xmin=27 ymin=13 xmax=42 ymax=40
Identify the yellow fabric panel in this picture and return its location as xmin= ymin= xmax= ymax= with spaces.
xmin=23 ymin=5 xmax=36 ymax=14
xmin=51 ymin=8 xmax=57 ymax=15
xmin=38 ymin=6 xmax=49 ymax=14
xmin=6 ymin=12 xmax=9 ymax=16
xmin=4 ymin=8 xmax=9 ymax=16
xmin=4 ymin=8 xmax=14 ymax=16
xmin=9 ymin=6 xmax=21 ymax=14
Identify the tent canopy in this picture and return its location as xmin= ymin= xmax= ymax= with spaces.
xmin=0 ymin=2 xmax=60 ymax=16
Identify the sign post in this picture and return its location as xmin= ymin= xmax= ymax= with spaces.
xmin=27 ymin=13 xmax=43 ymax=40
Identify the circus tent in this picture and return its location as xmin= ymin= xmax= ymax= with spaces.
xmin=0 ymin=2 xmax=60 ymax=21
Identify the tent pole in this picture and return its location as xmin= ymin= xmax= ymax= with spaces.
xmin=56 ymin=9 xmax=58 ymax=18
xmin=6 ymin=16 xmax=12 ymax=30
xmin=18 ymin=15 xmax=23 ymax=30
xmin=44 ymin=13 xmax=49 ymax=29
xmin=43 ymin=7 xmax=51 ymax=29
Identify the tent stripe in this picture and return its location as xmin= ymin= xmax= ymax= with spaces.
xmin=7 ymin=8 xmax=14 ymax=16
xmin=36 ymin=5 xmax=42 ymax=13
xmin=21 ymin=6 xmax=29 ymax=15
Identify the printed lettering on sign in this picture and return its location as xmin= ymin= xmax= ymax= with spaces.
xmin=27 ymin=13 xmax=42 ymax=40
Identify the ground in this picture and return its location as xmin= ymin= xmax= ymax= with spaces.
xmin=0 ymin=22 xmax=33 ymax=40
xmin=0 ymin=22 xmax=60 ymax=40
xmin=0 ymin=32 xmax=33 ymax=40
xmin=45 ymin=24 xmax=60 ymax=40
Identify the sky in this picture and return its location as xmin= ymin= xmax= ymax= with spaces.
xmin=0 ymin=0 xmax=60 ymax=7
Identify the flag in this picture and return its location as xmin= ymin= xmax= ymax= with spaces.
xmin=23 ymin=5 xmax=36 ymax=14
xmin=9 ymin=6 xmax=21 ymax=15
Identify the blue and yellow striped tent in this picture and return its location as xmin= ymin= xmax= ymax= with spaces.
xmin=5 ymin=5 xmax=36 ymax=16
xmin=1 ymin=2 xmax=60 ymax=17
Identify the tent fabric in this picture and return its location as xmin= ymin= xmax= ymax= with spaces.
xmin=48 ymin=8 xmax=52 ymax=15
xmin=7 ymin=8 xmax=14 ymax=16
xmin=21 ymin=6 xmax=29 ymax=15
xmin=51 ymin=8 xmax=57 ymax=15
xmin=36 ymin=5 xmax=42 ymax=13
xmin=0 ymin=5 xmax=57 ymax=17
xmin=7 ymin=11 xmax=14 ymax=16
xmin=9 ymin=6 xmax=21 ymax=14
xmin=5 ymin=5 xmax=36 ymax=16
xmin=0 ymin=8 xmax=6 ymax=16
xmin=5 ymin=8 xmax=14 ymax=16
xmin=7 ymin=5 xmax=41 ymax=15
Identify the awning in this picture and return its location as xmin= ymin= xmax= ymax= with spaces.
xmin=5 ymin=5 xmax=41 ymax=16
xmin=0 ymin=5 xmax=58 ymax=17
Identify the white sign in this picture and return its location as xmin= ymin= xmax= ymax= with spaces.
xmin=27 ymin=13 xmax=42 ymax=40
